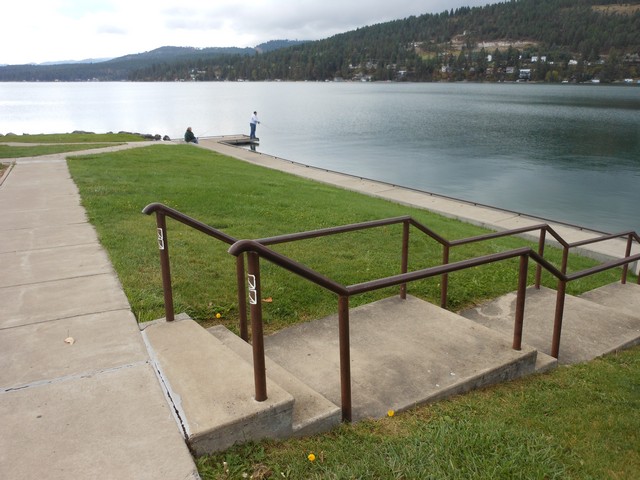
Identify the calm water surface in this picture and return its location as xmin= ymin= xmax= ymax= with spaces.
xmin=1 ymin=82 xmax=638 ymax=233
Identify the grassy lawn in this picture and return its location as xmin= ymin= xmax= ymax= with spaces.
xmin=0 ymin=132 xmax=146 ymax=143
xmin=65 ymin=144 xmax=638 ymax=479
xmin=67 ymin=144 xmax=624 ymax=331
xmin=0 ymin=132 xmax=147 ymax=159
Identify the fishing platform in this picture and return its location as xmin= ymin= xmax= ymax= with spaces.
xmin=215 ymin=134 xmax=259 ymax=146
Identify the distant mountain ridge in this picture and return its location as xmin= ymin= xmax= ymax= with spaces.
xmin=0 ymin=41 xmax=306 ymax=81
xmin=15 ymin=41 xmax=306 ymax=66
xmin=1 ymin=0 xmax=639 ymax=83
xmin=114 ymin=45 xmax=256 ymax=62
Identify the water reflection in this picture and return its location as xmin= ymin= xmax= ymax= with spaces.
xmin=1 ymin=82 xmax=638 ymax=233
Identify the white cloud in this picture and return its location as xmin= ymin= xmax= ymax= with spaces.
xmin=1 ymin=0 xmax=492 ymax=65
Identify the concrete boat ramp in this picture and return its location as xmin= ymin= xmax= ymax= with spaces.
xmin=1 ymin=138 xmax=639 ymax=477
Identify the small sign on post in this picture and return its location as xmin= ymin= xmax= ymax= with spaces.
xmin=248 ymin=274 xmax=257 ymax=304
xmin=157 ymin=228 xmax=165 ymax=250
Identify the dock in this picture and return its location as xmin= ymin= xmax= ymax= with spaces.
xmin=210 ymin=134 xmax=259 ymax=146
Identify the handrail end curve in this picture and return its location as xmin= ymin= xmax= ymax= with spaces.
xmin=228 ymin=239 xmax=259 ymax=256
xmin=142 ymin=202 xmax=166 ymax=215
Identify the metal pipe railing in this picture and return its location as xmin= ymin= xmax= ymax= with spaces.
xmin=400 ymin=220 xmax=410 ymax=300
xmin=247 ymin=252 xmax=267 ymax=401
xmin=228 ymin=242 xmax=534 ymax=421
xmin=338 ymin=295 xmax=352 ymax=422
xmin=236 ymin=256 xmax=248 ymax=341
xmin=154 ymin=212 xmax=175 ymax=321
xmin=513 ymin=254 xmax=529 ymax=351
xmin=143 ymin=202 xmax=238 ymax=245
xmin=255 ymin=216 xmax=412 ymax=245
xmin=229 ymin=241 xmax=638 ymax=421
xmin=228 ymin=239 xmax=348 ymax=295
xmin=143 ymin=202 xmax=640 ymax=421
xmin=345 ymin=248 xmax=531 ymax=295
xmin=142 ymin=203 xmax=241 ymax=328
xmin=535 ymin=228 xmax=547 ymax=289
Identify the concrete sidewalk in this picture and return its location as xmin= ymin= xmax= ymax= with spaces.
xmin=0 ymin=148 xmax=199 ymax=479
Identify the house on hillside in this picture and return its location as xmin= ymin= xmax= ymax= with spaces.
xmin=531 ymin=56 xmax=547 ymax=63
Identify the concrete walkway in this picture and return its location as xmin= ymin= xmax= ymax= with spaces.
xmin=1 ymin=137 xmax=637 ymax=477
xmin=0 ymin=145 xmax=200 ymax=479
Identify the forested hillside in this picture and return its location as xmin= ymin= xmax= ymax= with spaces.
xmin=2 ymin=0 xmax=638 ymax=83
xmin=205 ymin=0 xmax=640 ymax=83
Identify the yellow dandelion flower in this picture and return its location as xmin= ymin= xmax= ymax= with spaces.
xmin=308 ymin=453 xmax=316 ymax=462
xmin=216 ymin=313 xmax=221 ymax=319
xmin=387 ymin=409 xmax=395 ymax=417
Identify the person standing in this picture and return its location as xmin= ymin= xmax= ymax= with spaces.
xmin=249 ymin=111 xmax=260 ymax=139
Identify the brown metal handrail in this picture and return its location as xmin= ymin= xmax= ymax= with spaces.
xmin=228 ymin=238 xmax=639 ymax=421
xmin=143 ymin=203 xmax=640 ymax=421
xmin=442 ymin=224 xmax=640 ymax=300
xmin=228 ymin=240 xmax=535 ymax=420
xmin=142 ymin=203 xmax=253 ymax=340
xmin=142 ymin=202 xmax=238 ymax=244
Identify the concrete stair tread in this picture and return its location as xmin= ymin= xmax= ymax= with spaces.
xmin=460 ymin=284 xmax=640 ymax=365
xmin=208 ymin=325 xmax=341 ymax=437
xmin=262 ymin=295 xmax=538 ymax=422
xmin=578 ymin=282 xmax=640 ymax=318
xmin=533 ymin=350 xmax=558 ymax=373
xmin=142 ymin=318 xmax=294 ymax=455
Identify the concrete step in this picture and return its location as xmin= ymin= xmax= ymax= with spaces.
xmin=141 ymin=317 xmax=294 ymax=455
xmin=578 ymin=282 xmax=640 ymax=319
xmin=208 ymin=325 xmax=341 ymax=437
xmin=262 ymin=295 xmax=538 ymax=422
xmin=459 ymin=284 xmax=640 ymax=365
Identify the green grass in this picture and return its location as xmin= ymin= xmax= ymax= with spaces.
xmin=67 ymin=144 xmax=624 ymax=331
xmin=0 ymin=132 xmax=147 ymax=159
xmin=196 ymin=346 xmax=640 ymax=479
xmin=65 ymin=143 xmax=639 ymax=479
xmin=0 ymin=143 xmax=125 ymax=158
xmin=0 ymin=132 xmax=146 ymax=143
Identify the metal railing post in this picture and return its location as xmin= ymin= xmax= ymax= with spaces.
xmin=622 ymin=234 xmax=632 ymax=284
xmin=338 ymin=295 xmax=352 ymax=422
xmin=560 ymin=247 xmax=569 ymax=275
xmin=247 ymin=252 xmax=267 ymax=402
xmin=155 ymin=212 xmax=175 ymax=322
xmin=400 ymin=220 xmax=409 ymax=299
xmin=513 ymin=254 xmax=528 ymax=350
xmin=535 ymin=229 xmax=546 ymax=289
xmin=551 ymin=279 xmax=567 ymax=359
xmin=440 ymin=245 xmax=450 ymax=309
xmin=236 ymin=255 xmax=248 ymax=341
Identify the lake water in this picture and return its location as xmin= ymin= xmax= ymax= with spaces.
xmin=1 ymin=81 xmax=638 ymax=233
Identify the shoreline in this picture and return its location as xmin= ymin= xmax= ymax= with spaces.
xmin=199 ymin=135 xmax=640 ymax=275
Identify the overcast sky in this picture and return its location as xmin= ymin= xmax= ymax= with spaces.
xmin=2 ymin=1 xmax=495 ymax=65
